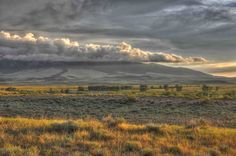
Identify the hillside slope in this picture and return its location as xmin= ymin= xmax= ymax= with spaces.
xmin=0 ymin=60 xmax=228 ymax=84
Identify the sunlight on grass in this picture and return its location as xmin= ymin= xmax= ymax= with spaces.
xmin=0 ymin=117 xmax=235 ymax=156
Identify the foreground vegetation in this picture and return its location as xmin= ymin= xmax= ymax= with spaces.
xmin=0 ymin=85 xmax=235 ymax=155
xmin=0 ymin=117 xmax=235 ymax=156
xmin=0 ymin=96 xmax=235 ymax=127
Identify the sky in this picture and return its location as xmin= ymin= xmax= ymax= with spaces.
xmin=0 ymin=0 xmax=236 ymax=77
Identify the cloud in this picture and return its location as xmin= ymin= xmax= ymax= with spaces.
xmin=0 ymin=31 xmax=207 ymax=63
xmin=173 ymin=61 xmax=236 ymax=77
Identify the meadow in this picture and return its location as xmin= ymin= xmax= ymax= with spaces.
xmin=0 ymin=84 xmax=235 ymax=156
xmin=0 ymin=117 xmax=235 ymax=156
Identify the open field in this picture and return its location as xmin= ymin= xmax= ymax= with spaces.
xmin=0 ymin=96 xmax=235 ymax=128
xmin=0 ymin=85 xmax=235 ymax=155
xmin=0 ymin=117 xmax=235 ymax=156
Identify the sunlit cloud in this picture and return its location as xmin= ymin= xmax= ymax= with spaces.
xmin=163 ymin=61 xmax=236 ymax=77
xmin=0 ymin=31 xmax=207 ymax=63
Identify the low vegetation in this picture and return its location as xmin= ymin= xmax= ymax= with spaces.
xmin=0 ymin=117 xmax=235 ymax=156
xmin=0 ymin=84 xmax=236 ymax=100
xmin=0 ymin=84 xmax=235 ymax=155
xmin=0 ymin=96 xmax=235 ymax=127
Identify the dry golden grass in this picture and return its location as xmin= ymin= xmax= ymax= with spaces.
xmin=0 ymin=117 xmax=235 ymax=156
xmin=0 ymin=84 xmax=236 ymax=100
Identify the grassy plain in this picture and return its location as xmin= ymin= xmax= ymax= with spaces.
xmin=0 ymin=85 xmax=235 ymax=155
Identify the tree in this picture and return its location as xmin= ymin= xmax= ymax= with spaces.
xmin=78 ymin=86 xmax=85 ymax=92
xmin=163 ymin=84 xmax=169 ymax=92
xmin=140 ymin=85 xmax=148 ymax=92
xmin=64 ymin=89 xmax=70 ymax=94
xmin=202 ymin=85 xmax=213 ymax=96
xmin=5 ymin=87 xmax=17 ymax=91
xmin=175 ymin=85 xmax=183 ymax=92
xmin=48 ymin=88 xmax=54 ymax=94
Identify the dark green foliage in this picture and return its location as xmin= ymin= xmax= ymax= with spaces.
xmin=48 ymin=121 xmax=79 ymax=134
xmin=175 ymin=85 xmax=183 ymax=92
xmin=218 ymin=144 xmax=230 ymax=153
xmin=123 ymin=141 xmax=142 ymax=152
xmin=162 ymin=146 xmax=183 ymax=155
xmin=140 ymin=85 xmax=148 ymax=92
xmin=145 ymin=124 xmax=164 ymax=135
xmin=88 ymin=86 xmax=120 ymax=91
xmin=48 ymin=88 xmax=55 ymax=94
xmin=163 ymin=84 xmax=169 ymax=92
xmin=209 ymin=149 xmax=221 ymax=156
xmin=120 ymin=86 xmax=132 ymax=90
xmin=64 ymin=89 xmax=70 ymax=94
xmin=202 ymin=85 xmax=213 ymax=96
xmin=103 ymin=116 xmax=126 ymax=128
xmin=142 ymin=148 xmax=155 ymax=156
xmin=60 ymin=89 xmax=64 ymax=93
xmin=5 ymin=87 xmax=17 ymax=91
xmin=78 ymin=86 xmax=85 ymax=91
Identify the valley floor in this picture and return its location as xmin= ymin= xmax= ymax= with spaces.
xmin=0 ymin=96 xmax=235 ymax=128
xmin=0 ymin=85 xmax=235 ymax=155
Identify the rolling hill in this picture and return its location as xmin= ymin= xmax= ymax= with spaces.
xmin=0 ymin=60 xmax=232 ymax=84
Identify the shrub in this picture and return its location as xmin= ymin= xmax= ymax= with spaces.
xmin=126 ymin=96 xmax=137 ymax=103
xmin=78 ymin=86 xmax=85 ymax=92
xmin=218 ymin=144 xmax=230 ymax=153
xmin=89 ymin=129 xmax=113 ymax=141
xmin=64 ymin=89 xmax=70 ymax=94
xmin=48 ymin=121 xmax=79 ymax=134
xmin=123 ymin=141 xmax=142 ymax=152
xmin=142 ymin=148 xmax=155 ymax=156
xmin=163 ymin=84 xmax=169 ymax=92
xmin=77 ymin=141 xmax=101 ymax=151
xmin=0 ymin=144 xmax=24 ymax=156
xmin=92 ymin=149 xmax=110 ymax=156
xmin=5 ymin=87 xmax=17 ymax=92
xmin=202 ymin=85 xmax=213 ymax=96
xmin=140 ymin=85 xmax=148 ymax=92
xmin=103 ymin=116 xmax=126 ymax=128
xmin=145 ymin=124 xmax=164 ymax=135
xmin=162 ymin=145 xmax=183 ymax=155
xmin=175 ymin=85 xmax=183 ymax=92
xmin=186 ymin=119 xmax=211 ymax=129
xmin=209 ymin=149 xmax=221 ymax=156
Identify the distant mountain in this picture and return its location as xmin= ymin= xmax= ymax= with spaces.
xmin=0 ymin=60 xmax=233 ymax=84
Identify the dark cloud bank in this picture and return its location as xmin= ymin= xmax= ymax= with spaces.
xmin=0 ymin=0 xmax=236 ymax=63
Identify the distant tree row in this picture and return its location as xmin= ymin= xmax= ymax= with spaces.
xmin=87 ymin=85 xmax=133 ymax=91
xmin=159 ymin=84 xmax=183 ymax=92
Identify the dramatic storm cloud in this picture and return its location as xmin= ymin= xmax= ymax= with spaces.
xmin=0 ymin=0 xmax=236 ymax=76
xmin=0 ymin=31 xmax=207 ymax=63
